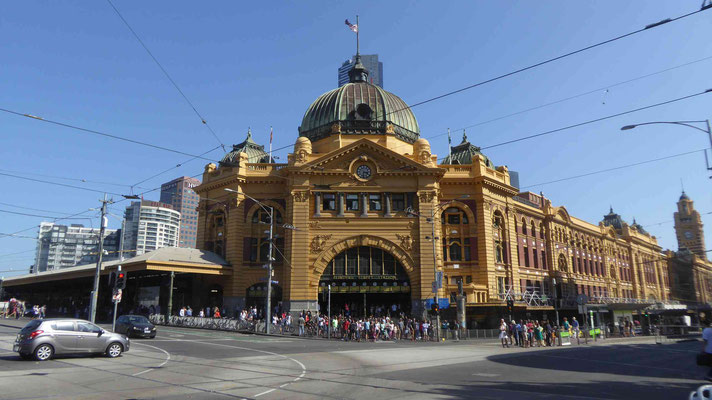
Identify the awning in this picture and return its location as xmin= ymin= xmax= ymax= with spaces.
xmin=3 ymin=248 xmax=231 ymax=287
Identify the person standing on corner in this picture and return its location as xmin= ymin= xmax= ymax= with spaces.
xmin=701 ymin=320 xmax=712 ymax=381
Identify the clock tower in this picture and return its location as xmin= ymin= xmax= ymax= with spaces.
xmin=674 ymin=191 xmax=706 ymax=258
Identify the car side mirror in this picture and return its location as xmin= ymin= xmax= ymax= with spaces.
xmin=97 ymin=330 xmax=104 ymax=336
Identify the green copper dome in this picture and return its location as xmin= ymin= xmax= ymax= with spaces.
xmin=299 ymin=57 xmax=420 ymax=143
xmin=220 ymin=129 xmax=273 ymax=166
xmin=442 ymin=131 xmax=493 ymax=167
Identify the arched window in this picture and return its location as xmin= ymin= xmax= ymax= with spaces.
xmin=539 ymin=223 xmax=545 ymax=239
xmin=531 ymin=221 xmax=536 ymax=238
xmin=521 ymin=217 xmax=527 ymax=235
xmin=249 ymin=208 xmax=284 ymax=262
xmin=493 ymin=212 xmax=505 ymax=264
xmin=205 ymin=210 xmax=226 ymax=258
xmin=441 ymin=207 xmax=471 ymax=262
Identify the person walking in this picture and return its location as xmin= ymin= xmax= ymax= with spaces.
xmin=572 ymin=317 xmax=580 ymax=344
xmin=298 ymin=314 xmax=305 ymax=336
xmin=499 ymin=319 xmax=509 ymax=348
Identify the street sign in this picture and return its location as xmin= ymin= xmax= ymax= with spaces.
xmin=112 ymin=289 xmax=122 ymax=303
xmin=432 ymin=281 xmax=438 ymax=293
xmin=436 ymin=271 xmax=444 ymax=289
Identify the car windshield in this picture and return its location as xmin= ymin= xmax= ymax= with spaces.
xmin=127 ymin=316 xmax=149 ymax=324
xmin=20 ymin=320 xmax=42 ymax=333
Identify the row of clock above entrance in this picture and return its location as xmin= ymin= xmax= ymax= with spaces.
xmin=312 ymin=192 xmax=416 ymax=217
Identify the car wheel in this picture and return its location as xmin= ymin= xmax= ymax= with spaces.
xmin=19 ymin=353 xmax=32 ymax=360
xmin=106 ymin=342 xmax=123 ymax=358
xmin=34 ymin=344 xmax=53 ymax=361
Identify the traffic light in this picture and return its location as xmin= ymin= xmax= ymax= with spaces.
xmin=108 ymin=271 xmax=116 ymax=288
xmin=431 ymin=302 xmax=439 ymax=314
xmin=506 ymin=299 xmax=514 ymax=314
xmin=115 ymin=271 xmax=127 ymax=289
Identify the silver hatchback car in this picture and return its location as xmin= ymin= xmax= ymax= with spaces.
xmin=14 ymin=319 xmax=130 ymax=361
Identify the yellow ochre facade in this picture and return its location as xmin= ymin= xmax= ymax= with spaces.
xmin=193 ymin=56 xmax=677 ymax=324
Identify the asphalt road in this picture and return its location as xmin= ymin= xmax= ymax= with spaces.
xmin=0 ymin=318 xmax=708 ymax=399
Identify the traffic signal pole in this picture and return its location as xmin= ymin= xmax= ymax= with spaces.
xmin=89 ymin=194 xmax=111 ymax=323
xmin=112 ymin=266 xmax=121 ymax=332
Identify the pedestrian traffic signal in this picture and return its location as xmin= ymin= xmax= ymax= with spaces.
xmin=115 ymin=272 xmax=127 ymax=289
xmin=108 ymin=271 xmax=116 ymax=288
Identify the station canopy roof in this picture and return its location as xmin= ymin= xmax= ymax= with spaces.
xmin=3 ymin=247 xmax=231 ymax=287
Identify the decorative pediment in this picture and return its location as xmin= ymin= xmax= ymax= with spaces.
xmin=300 ymin=139 xmax=443 ymax=175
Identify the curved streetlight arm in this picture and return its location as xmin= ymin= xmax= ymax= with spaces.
xmin=621 ymin=120 xmax=710 ymax=135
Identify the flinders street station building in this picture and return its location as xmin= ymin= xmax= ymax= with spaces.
xmin=4 ymin=55 xmax=711 ymax=328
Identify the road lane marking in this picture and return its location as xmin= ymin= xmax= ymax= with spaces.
xmin=131 ymin=342 xmax=171 ymax=376
xmin=472 ymin=373 xmax=499 ymax=377
xmin=187 ymin=340 xmax=307 ymax=397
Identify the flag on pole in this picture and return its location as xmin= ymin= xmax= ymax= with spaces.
xmin=447 ymin=128 xmax=452 ymax=161
xmin=269 ymin=126 xmax=273 ymax=163
xmin=447 ymin=128 xmax=452 ymax=146
xmin=345 ymin=19 xmax=358 ymax=33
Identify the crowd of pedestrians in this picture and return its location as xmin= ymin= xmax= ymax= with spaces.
xmin=499 ymin=317 xmax=581 ymax=348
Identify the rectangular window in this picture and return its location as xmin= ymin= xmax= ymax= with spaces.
xmin=368 ymin=194 xmax=382 ymax=211
xmin=383 ymin=252 xmax=396 ymax=275
xmin=358 ymin=247 xmax=370 ymax=275
xmin=346 ymin=194 xmax=359 ymax=211
xmin=466 ymin=275 xmax=472 ymax=284
xmin=523 ymin=247 xmax=530 ymax=267
xmin=391 ymin=193 xmax=406 ymax=211
xmin=372 ymin=249 xmax=383 ymax=274
xmin=323 ymin=193 xmax=336 ymax=211
xmin=250 ymin=238 xmax=258 ymax=261
xmin=346 ymin=247 xmax=358 ymax=274
xmin=464 ymin=238 xmax=471 ymax=261
xmin=497 ymin=277 xmax=505 ymax=295
xmin=533 ymin=249 xmax=539 ymax=269
xmin=541 ymin=250 xmax=546 ymax=268
xmin=334 ymin=252 xmax=346 ymax=275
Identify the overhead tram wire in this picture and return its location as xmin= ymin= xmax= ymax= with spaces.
xmin=0 ymin=107 xmax=222 ymax=163
xmin=426 ymin=53 xmax=712 ymax=140
xmin=0 ymin=208 xmax=98 ymax=240
xmin=434 ymin=88 xmax=712 ymax=162
xmin=0 ymin=209 xmax=96 ymax=220
xmin=386 ymin=5 xmax=712 ymax=118
xmin=106 ymin=0 xmax=227 ymax=152
xmin=0 ymin=172 xmax=124 ymax=197
xmin=519 ymin=148 xmax=706 ymax=189
xmin=0 ymin=202 xmax=77 ymax=216
xmin=0 ymin=168 xmax=150 ymax=190
xmin=130 ymin=144 xmax=222 ymax=188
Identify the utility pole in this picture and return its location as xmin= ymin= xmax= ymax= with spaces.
xmin=429 ymin=211 xmax=441 ymax=342
xmin=167 ymin=270 xmax=175 ymax=320
xmin=327 ymin=284 xmax=331 ymax=340
xmin=89 ymin=194 xmax=111 ymax=323
xmin=266 ymin=206 xmax=274 ymax=334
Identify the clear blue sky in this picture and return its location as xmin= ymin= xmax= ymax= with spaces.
xmin=1 ymin=1 xmax=711 ymax=276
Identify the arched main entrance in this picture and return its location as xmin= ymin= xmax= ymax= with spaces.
xmin=318 ymin=246 xmax=410 ymax=317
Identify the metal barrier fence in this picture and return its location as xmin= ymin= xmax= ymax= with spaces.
xmin=654 ymin=325 xmax=702 ymax=344
xmin=149 ymin=315 xmax=265 ymax=333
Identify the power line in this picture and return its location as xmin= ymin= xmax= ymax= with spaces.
xmin=643 ymin=211 xmax=712 ymax=228
xmin=0 ymin=249 xmax=36 ymax=259
xmin=0 ymin=172 xmax=124 ymax=196
xmin=427 ymin=54 xmax=712 ymax=140
xmin=0 ymin=202 xmax=77 ymax=216
xmin=453 ymin=88 xmax=712 ymax=155
xmin=0 ymin=233 xmax=37 ymax=240
xmin=388 ymin=6 xmax=711 ymax=116
xmin=106 ymin=0 xmax=226 ymax=151
xmin=0 ymin=208 xmax=98 ymax=240
xmin=0 ymin=168 xmax=149 ymax=190
xmin=0 ymin=209 xmax=95 ymax=220
xmin=130 ymin=145 xmax=222 ymax=187
xmin=0 ymin=107 xmax=222 ymax=162
xmin=520 ymin=148 xmax=705 ymax=189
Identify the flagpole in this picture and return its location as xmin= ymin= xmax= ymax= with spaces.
xmin=448 ymin=128 xmax=452 ymax=161
xmin=356 ymin=15 xmax=359 ymax=56
xmin=269 ymin=126 xmax=273 ymax=163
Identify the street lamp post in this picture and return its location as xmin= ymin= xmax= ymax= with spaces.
xmin=621 ymin=119 xmax=712 ymax=177
xmin=224 ymin=188 xmax=275 ymax=334
xmin=406 ymin=194 xmax=469 ymax=343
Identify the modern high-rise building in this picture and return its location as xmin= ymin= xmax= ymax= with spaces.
xmin=338 ymin=54 xmax=383 ymax=88
xmin=34 ymin=222 xmax=120 ymax=272
xmin=160 ymin=176 xmax=201 ymax=248
xmin=122 ymin=200 xmax=181 ymax=257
